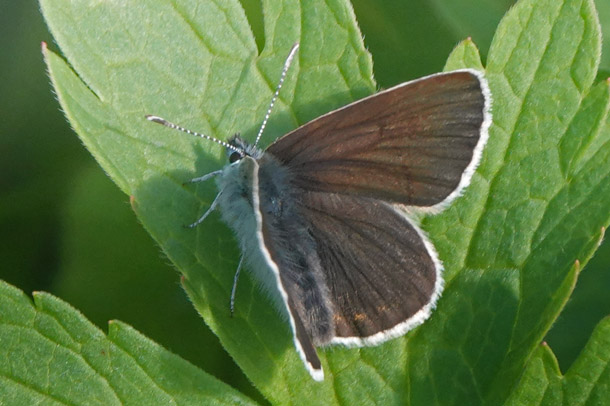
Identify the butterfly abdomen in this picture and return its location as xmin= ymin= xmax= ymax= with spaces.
xmin=257 ymin=154 xmax=336 ymax=345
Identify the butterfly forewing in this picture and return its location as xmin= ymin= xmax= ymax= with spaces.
xmin=267 ymin=70 xmax=489 ymax=207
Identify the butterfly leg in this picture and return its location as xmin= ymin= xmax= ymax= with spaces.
xmin=186 ymin=189 xmax=223 ymax=228
xmin=230 ymin=255 xmax=244 ymax=317
xmin=183 ymin=169 xmax=223 ymax=184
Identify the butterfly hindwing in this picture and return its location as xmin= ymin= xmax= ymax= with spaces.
xmin=297 ymin=191 xmax=441 ymax=344
xmin=256 ymin=153 xmax=441 ymax=346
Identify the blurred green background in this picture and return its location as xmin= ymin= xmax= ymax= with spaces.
xmin=1 ymin=0 xmax=609 ymax=397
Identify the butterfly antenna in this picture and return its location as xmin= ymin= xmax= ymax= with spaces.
xmin=253 ymin=43 xmax=300 ymax=147
xmin=146 ymin=115 xmax=244 ymax=155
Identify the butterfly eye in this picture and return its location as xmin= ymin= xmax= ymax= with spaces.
xmin=229 ymin=151 xmax=243 ymax=163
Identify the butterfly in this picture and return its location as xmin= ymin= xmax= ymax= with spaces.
xmin=147 ymin=43 xmax=491 ymax=380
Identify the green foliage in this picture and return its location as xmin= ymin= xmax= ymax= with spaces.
xmin=51 ymin=164 xmax=256 ymax=394
xmin=505 ymin=317 xmax=610 ymax=406
xmin=0 ymin=281 xmax=256 ymax=405
xmin=1 ymin=0 xmax=608 ymax=404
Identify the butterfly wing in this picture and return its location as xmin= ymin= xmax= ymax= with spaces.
xmin=260 ymin=70 xmax=490 ymax=343
xmin=267 ymin=70 xmax=490 ymax=209
xmin=298 ymin=190 xmax=441 ymax=343
xmin=250 ymin=71 xmax=489 ymax=374
xmin=257 ymin=162 xmax=440 ymax=349
xmin=256 ymin=161 xmax=439 ymax=362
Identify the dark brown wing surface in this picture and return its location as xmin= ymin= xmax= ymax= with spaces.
xmin=267 ymin=70 xmax=489 ymax=206
xmin=257 ymin=154 xmax=439 ymax=347
xmin=299 ymin=191 xmax=440 ymax=341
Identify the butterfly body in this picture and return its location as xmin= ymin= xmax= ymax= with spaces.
xmin=216 ymin=139 xmax=336 ymax=379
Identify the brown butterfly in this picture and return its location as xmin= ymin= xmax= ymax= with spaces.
xmin=147 ymin=44 xmax=491 ymax=380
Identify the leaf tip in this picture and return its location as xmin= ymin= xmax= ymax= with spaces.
xmin=572 ymin=259 xmax=581 ymax=278
xmin=31 ymin=291 xmax=44 ymax=304
xmin=179 ymin=274 xmax=190 ymax=290
xmin=31 ymin=291 xmax=51 ymax=311
xmin=107 ymin=319 xmax=120 ymax=337
xmin=595 ymin=227 xmax=606 ymax=248
xmin=41 ymin=42 xmax=52 ymax=68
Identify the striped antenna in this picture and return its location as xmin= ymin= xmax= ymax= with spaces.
xmin=145 ymin=115 xmax=244 ymax=155
xmin=253 ymin=43 xmax=300 ymax=147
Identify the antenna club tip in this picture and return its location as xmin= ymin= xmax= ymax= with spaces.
xmin=146 ymin=115 xmax=166 ymax=124
xmin=288 ymin=43 xmax=300 ymax=59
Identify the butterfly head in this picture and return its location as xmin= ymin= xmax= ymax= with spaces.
xmin=227 ymin=134 xmax=263 ymax=163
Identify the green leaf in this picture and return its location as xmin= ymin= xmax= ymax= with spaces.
xmin=505 ymin=317 xmax=610 ymax=406
xmin=36 ymin=0 xmax=610 ymax=404
xmin=444 ymin=38 xmax=485 ymax=71
xmin=0 ymin=280 xmax=257 ymax=405
xmin=51 ymin=163 xmax=258 ymax=395
xmin=595 ymin=0 xmax=610 ymax=72
xmin=545 ymin=229 xmax=610 ymax=372
xmin=40 ymin=0 xmax=374 ymax=403
xmin=416 ymin=0 xmax=607 ymax=404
